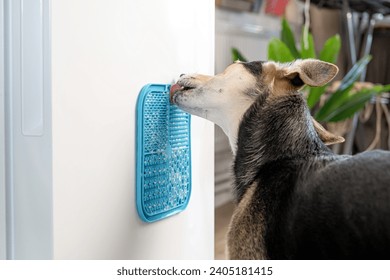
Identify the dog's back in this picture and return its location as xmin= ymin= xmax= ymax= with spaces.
xmin=265 ymin=150 xmax=390 ymax=259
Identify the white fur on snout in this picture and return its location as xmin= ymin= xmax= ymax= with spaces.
xmin=175 ymin=64 xmax=258 ymax=154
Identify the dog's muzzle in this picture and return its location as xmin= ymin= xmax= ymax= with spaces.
xmin=169 ymin=81 xmax=196 ymax=103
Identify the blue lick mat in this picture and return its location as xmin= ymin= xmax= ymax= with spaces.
xmin=136 ymin=84 xmax=192 ymax=222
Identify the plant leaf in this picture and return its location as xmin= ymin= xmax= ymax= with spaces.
xmin=267 ymin=38 xmax=295 ymax=62
xmin=307 ymin=86 xmax=327 ymax=109
xmin=325 ymin=93 xmax=373 ymax=122
xmin=281 ymin=18 xmax=301 ymax=59
xmin=300 ymin=26 xmax=316 ymax=59
xmin=337 ymin=55 xmax=372 ymax=92
xmin=319 ymin=34 xmax=341 ymax=63
xmin=315 ymin=55 xmax=372 ymax=121
xmin=232 ymin=48 xmax=247 ymax=62
xmin=324 ymin=84 xmax=390 ymax=122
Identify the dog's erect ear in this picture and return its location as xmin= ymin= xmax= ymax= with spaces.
xmin=284 ymin=59 xmax=339 ymax=87
xmin=312 ymin=118 xmax=345 ymax=145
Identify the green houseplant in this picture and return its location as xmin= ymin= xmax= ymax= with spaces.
xmin=232 ymin=18 xmax=390 ymax=124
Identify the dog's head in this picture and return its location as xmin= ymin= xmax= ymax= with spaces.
xmin=171 ymin=59 xmax=343 ymax=153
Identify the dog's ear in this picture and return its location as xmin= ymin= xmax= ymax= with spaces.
xmin=284 ymin=59 xmax=339 ymax=87
xmin=312 ymin=118 xmax=345 ymax=145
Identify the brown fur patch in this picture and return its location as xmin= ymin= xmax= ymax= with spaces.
xmin=193 ymin=74 xmax=213 ymax=83
xmin=262 ymin=62 xmax=299 ymax=96
xmin=226 ymin=184 xmax=267 ymax=259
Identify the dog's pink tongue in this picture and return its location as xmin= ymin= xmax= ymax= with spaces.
xmin=170 ymin=83 xmax=181 ymax=102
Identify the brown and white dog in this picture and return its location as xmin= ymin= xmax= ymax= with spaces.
xmin=171 ymin=59 xmax=390 ymax=259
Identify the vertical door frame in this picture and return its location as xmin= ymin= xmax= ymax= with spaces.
xmin=0 ymin=0 xmax=7 ymax=260
xmin=2 ymin=0 xmax=53 ymax=259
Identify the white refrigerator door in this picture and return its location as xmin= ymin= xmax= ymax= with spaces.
xmin=4 ymin=0 xmax=214 ymax=259
xmin=51 ymin=0 xmax=215 ymax=259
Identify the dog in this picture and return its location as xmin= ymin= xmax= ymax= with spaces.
xmin=170 ymin=59 xmax=390 ymax=259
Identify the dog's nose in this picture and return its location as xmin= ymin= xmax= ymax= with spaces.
xmin=180 ymin=73 xmax=186 ymax=77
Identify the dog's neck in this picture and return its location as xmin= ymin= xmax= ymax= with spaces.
xmin=233 ymin=93 xmax=332 ymax=202
xmin=215 ymin=103 xmax=253 ymax=155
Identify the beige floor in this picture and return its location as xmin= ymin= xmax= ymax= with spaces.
xmin=214 ymin=202 xmax=235 ymax=260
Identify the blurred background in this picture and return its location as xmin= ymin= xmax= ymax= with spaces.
xmin=214 ymin=0 xmax=390 ymax=259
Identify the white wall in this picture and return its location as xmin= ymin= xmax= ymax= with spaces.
xmin=51 ymin=0 xmax=215 ymax=259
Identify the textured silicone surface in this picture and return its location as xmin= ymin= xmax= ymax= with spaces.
xmin=136 ymin=84 xmax=191 ymax=222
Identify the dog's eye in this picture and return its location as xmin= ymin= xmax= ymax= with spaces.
xmin=290 ymin=75 xmax=304 ymax=87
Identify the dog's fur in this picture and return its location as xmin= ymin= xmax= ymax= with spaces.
xmin=171 ymin=59 xmax=390 ymax=259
